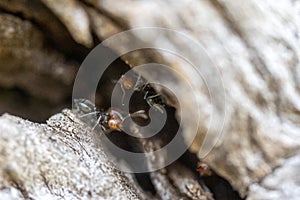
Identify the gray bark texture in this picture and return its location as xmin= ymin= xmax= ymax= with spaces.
xmin=0 ymin=111 xmax=213 ymax=200
xmin=0 ymin=112 xmax=142 ymax=199
xmin=0 ymin=0 xmax=300 ymax=200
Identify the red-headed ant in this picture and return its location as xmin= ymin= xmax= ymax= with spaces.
xmin=74 ymin=99 xmax=148 ymax=134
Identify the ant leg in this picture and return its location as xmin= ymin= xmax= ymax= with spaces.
xmin=141 ymin=82 xmax=150 ymax=92
xmin=143 ymin=91 xmax=149 ymax=100
xmin=120 ymin=83 xmax=126 ymax=106
xmin=92 ymin=115 xmax=102 ymax=131
xmin=74 ymin=99 xmax=95 ymax=113
xmin=152 ymin=103 xmax=164 ymax=113
xmin=144 ymin=93 xmax=164 ymax=113
xmin=143 ymin=90 xmax=161 ymax=102
xmin=78 ymin=111 xmax=99 ymax=118
xmin=133 ymin=74 xmax=142 ymax=91
xmin=145 ymin=93 xmax=160 ymax=100
xmin=144 ymin=92 xmax=160 ymax=104
xmin=101 ymin=125 xmax=106 ymax=131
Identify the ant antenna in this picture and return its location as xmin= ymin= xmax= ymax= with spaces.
xmin=116 ymin=74 xmax=144 ymax=106
xmin=78 ymin=111 xmax=99 ymax=118
xmin=134 ymin=74 xmax=142 ymax=90
xmin=121 ymin=84 xmax=126 ymax=106
xmin=123 ymin=110 xmax=148 ymax=121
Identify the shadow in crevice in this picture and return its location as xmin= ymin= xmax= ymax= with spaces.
xmin=179 ymin=151 xmax=244 ymax=200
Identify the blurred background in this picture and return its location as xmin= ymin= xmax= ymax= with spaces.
xmin=0 ymin=1 xmax=299 ymax=200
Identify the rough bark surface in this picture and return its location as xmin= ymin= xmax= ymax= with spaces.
xmin=0 ymin=0 xmax=299 ymax=199
xmin=0 ymin=112 xmax=213 ymax=200
xmin=0 ymin=112 xmax=143 ymax=199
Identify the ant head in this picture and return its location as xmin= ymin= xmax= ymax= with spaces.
xmin=108 ymin=118 xmax=122 ymax=131
xmin=197 ymin=162 xmax=212 ymax=176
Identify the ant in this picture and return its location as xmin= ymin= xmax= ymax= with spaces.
xmin=92 ymin=108 xmax=147 ymax=133
xmin=74 ymin=99 xmax=148 ymax=134
xmin=116 ymin=74 xmax=141 ymax=105
xmin=115 ymin=73 xmax=165 ymax=113
xmin=196 ymin=161 xmax=212 ymax=176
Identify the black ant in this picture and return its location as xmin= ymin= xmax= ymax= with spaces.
xmin=142 ymin=84 xmax=165 ymax=113
xmin=115 ymin=73 xmax=165 ymax=113
xmin=74 ymin=99 xmax=148 ymax=134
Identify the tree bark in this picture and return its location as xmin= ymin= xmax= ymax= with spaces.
xmin=0 ymin=0 xmax=299 ymax=199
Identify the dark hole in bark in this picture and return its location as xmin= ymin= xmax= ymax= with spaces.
xmin=180 ymin=151 xmax=244 ymax=200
